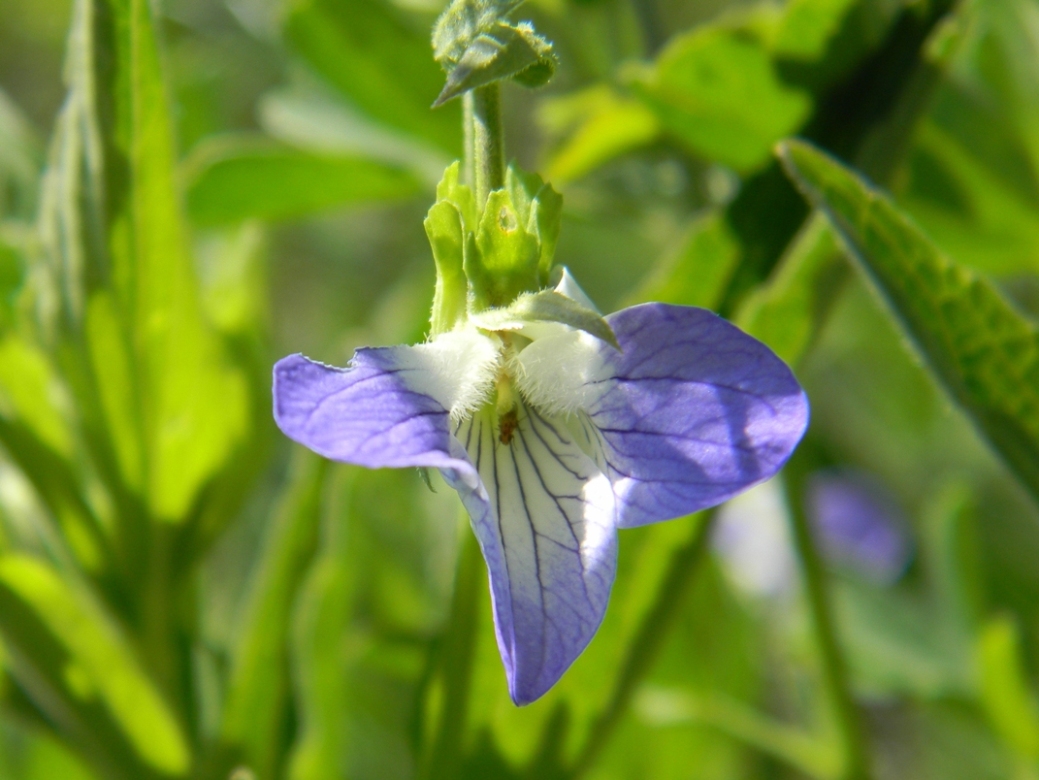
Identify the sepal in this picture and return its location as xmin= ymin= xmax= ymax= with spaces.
xmin=470 ymin=289 xmax=620 ymax=350
xmin=425 ymin=162 xmax=565 ymax=315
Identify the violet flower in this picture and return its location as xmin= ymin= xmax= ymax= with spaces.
xmin=272 ymin=166 xmax=808 ymax=705
xmin=807 ymin=469 xmax=911 ymax=583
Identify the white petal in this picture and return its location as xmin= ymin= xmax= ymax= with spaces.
xmin=511 ymin=328 xmax=611 ymax=417
xmin=445 ymin=404 xmax=617 ymax=704
xmin=393 ymin=328 xmax=500 ymax=422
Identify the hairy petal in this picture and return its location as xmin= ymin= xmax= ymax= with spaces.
xmin=441 ymin=404 xmax=617 ymax=705
xmin=273 ymin=329 xmax=498 ymax=470
xmin=518 ymin=303 xmax=809 ymax=527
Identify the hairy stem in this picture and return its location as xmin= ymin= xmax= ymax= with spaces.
xmin=464 ymin=84 xmax=505 ymax=206
xmin=569 ymin=512 xmax=717 ymax=777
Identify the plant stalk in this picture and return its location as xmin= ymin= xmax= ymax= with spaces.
xmin=786 ymin=455 xmax=872 ymax=780
xmin=463 ymin=84 xmax=505 ymax=206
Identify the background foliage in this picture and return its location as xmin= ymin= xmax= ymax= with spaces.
xmin=1 ymin=0 xmax=1039 ymax=778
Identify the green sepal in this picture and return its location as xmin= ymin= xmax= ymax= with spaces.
xmin=432 ymin=0 xmax=556 ymax=105
xmin=469 ymin=188 xmax=542 ymax=308
xmin=435 ymin=161 xmax=479 ymax=226
xmin=506 ymin=167 xmax=562 ymax=278
xmin=425 ymin=161 xmax=565 ymax=318
xmin=425 ymin=200 xmax=468 ymax=335
xmin=470 ymin=289 xmax=620 ymax=350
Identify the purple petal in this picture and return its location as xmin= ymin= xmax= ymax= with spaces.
xmin=273 ymin=350 xmax=472 ymax=472
xmin=807 ymin=469 xmax=911 ymax=583
xmin=441 ymin=403 xmax=617 ymax=705
xmin=585 ymin=303 xmax=809 ymax=528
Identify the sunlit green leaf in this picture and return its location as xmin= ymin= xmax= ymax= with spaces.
xmin=630 ymin=25 xmax=811 ymax=171
xmin=184 ymin=138 xmax=421 ymax=226
xmin=0 ymin=555 xmax=190 ymax=774
xmin=977 ymin=615 xmax=1039 ymax=759
xmin=780 ymin=138 xmax=1039 ymax=504
xmin=539 ymin=86 xmax=660 ymax=184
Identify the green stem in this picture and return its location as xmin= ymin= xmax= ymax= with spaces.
xmin=424 ymin=527 xmax=483 ymax=780
xmin=463 ymin=84 xmax=505 ymax=206
xmin=786 ymin=456 xmax=872 ymax=780
xmin=568 ymin=512 xmax=717 ymax=777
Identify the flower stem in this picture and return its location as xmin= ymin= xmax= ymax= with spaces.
xmin=423 ymin=526 xmax=483 ymax=780
xmin=786 ymin=456 xmax=872 ymax=780
xmin=463 ymin=84 xmax=505 ymax=206
xmin=568 ymin=512 xmax=717 ymax=777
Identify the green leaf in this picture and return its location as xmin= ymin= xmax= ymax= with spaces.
xmin=539 ymin=86 xmax=660 ymax=184
xmin=977 ymin=615 xmax=1039 ymax=759
xmin=183 ymin=138 xmax=420 ymax=226
xmin=43 ymin=0 xmax=250 ymax=522
xmin=0 ymin=554 xmax=190 ymax=775
xmin=286 ymin=469 xmax=357 ymax=780
xmin=736 ymin=213 xmax=846 ymax=366
xmin=221 ymin=453 xmax=328 ymax=778
xmin=285 ymin=0 xmax=460 ymax=154
xmin=630 ymin=25 xmax=811 ymax=171
xmin=0 ymin=87 xmax=41 ymax=221
xmin=629 ymin=213 xmax=741 ymax=311
xmin=779 ymin=138 xmax=1039 ymax=504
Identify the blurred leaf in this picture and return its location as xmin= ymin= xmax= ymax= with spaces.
xmin=773 ymin=0 xmax=860 ymax=62
xmin=184 ymin=137 xmax=421 ymax=226
xmin=0 ymin=554 xmax=189 ymax=775
xmin=633 ymin=686 xmax=841 ymax=780
xmin=0 ymin=718 xmax=98 ymax=780
xmin=0 ymin=335 xmax=72 ymax=458
xmin=629 ymin=214 xmax=740 ymax=310
xmin=221 ymin=453 xmax=328 ymax=778
xmin=977 ymin=615 xmax=1039 ymax=760
xmin=197 ymin=223 xmax=269 ymax=336
xmin=259 ymin=87 xmax=451 ymax=188
xmin=113 ymin=0 xmax=248 ymax=521
xmin=736 ymin=213 xmax=846 ymax=366
xmin=287 ymin=467 xmax=358 ymax=780
xmin=539 ymin=85 xmax=660 ymax=184
xmin=900 ymin=100 xmax=1039 ymax=275
xmin=780 ymin=139 xmax=1039 ymax=505
xmin=285 ymin=0 xmax=461 ymax=154
xmin=0 ymin=88 xmax=40 ymax=221
xmin=630 ymin=23 xmax=811 ymax=172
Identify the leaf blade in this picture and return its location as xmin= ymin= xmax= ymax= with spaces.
xmin=779 ymin=138 xmax=1039 ymax=503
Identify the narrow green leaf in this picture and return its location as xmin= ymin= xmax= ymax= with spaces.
xmin=286 ymin=469 xmax=357 ymax=780
xmin=977 ymin=615 xmax=1039 ymax=759
xmin=183 ymin=138 xmax=421 ymax=226
xmin=779 ymin=138 xmax=1039 ymax=503
xmin=221 ymin=453 xmax=328 ymax=778
xmin=0 ymin=554 xmax=190 ymax=775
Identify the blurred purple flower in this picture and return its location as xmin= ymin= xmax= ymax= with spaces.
xmin=273 ymin=299 xmax=808 ymax=704
xmin=808 ymin=469 xmax=911 ymax=583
